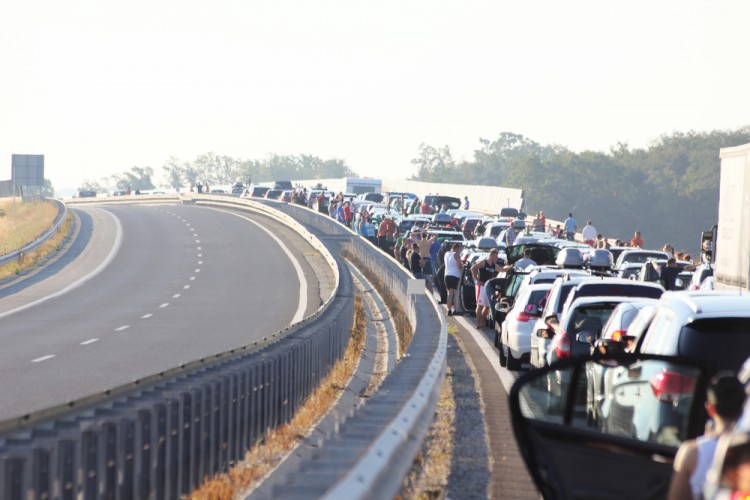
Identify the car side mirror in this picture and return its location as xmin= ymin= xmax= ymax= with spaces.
xmin=495 ymin=302 xmax=510 ymax=313
xmin=536 ymin=329 xmax=551 ymax=339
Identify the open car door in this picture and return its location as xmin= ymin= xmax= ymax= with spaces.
xmin=509 ymin=354 xmax=710 ymax=500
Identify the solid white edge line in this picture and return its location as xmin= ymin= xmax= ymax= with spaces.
xmin=452 ymin=313 xmax=534 ymax=415
xmin=205 ymin=208 xmax=308 ymax=325
xmin=0 ymin=209 xmax=124 ymax=320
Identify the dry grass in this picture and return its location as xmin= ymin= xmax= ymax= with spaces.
xmin=0 ymin=208 xmax=73 ymax=281
xmin=398 ymin=367 xmax=456 ymax=500
xmin=0 ymin=198 xmax=58 ymax=255
xmin=189 ymin=293 xmax=367 ymax=500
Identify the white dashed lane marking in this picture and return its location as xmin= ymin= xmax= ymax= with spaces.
xmin=80 ymin=339 xmax=99 ymax=345
xmin=173 ymin=294 xmax=181 ymax=298
xmin=159 ymin=303 xmax=169 ymax=308
xmin=183 ymin=285 xmax=190 ymax=289
xmin=141 ymin=314 xmax=153 ymax=319
xmin=115 ymin=325 xmax=130 ymax=332
xmin=32 ymin=355 xmax=55 ymax=363
xmin=189 ymin=277 xmax=196 ymax=281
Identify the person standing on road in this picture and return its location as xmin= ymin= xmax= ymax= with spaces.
xmin=564 ymin=213 xmax=577 ymax=241
xmin=471 ymin=249 xmax=503 ymax=329
xmin=409 ymin=242 xmax=425 ymax=279
xmin=667 ymin=373 xmax=745 ymax=500
xmin=631 ymin=230 xmax=644 ymax=248
xmin=444 ymin=243 xmax=462 ymax=316
xmin=463 ymin=196 xmax=470 ymax=210
xmin=414 ymin=230 xmax=438 ymax=277
xmin=420 ymin=199 xmax=432 ymax=215
xmin=582 ymin=220 xmax=597 ymax=246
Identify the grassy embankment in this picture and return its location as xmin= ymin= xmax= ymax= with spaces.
xmin=0 ymin=197 xmax=71 ymax=281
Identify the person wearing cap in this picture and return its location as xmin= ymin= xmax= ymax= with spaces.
xmin=668 ymin=372 xmax=746 ymax=500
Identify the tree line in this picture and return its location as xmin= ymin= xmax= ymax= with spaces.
xmin=78 ymin=153 xmax=355 ymax=194
xmin=411 ymin=127 xmax=750 ymax=255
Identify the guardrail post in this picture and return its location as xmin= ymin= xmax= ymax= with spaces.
xmin=177 ymin=391 xmax=193 ymax=495
xmin=80 ymin=427 xmax=98 ymax=499
xmin=31 ymin=445 xmax=51 ymax=500
xmin=134 ymin=408 xmax=152 ymax=500
xmin=0 ymin=454 xmax=25 ymax=500
xmin=98 ymin=421 xmax=117 ymax=499
xmin=119 ymin=416 xmax=136 ymax=499
xmin=152 ymin=402 xmax=167 ymax=500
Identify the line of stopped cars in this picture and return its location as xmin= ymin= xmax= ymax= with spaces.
xmin=454 ymin=231 xmax=747 ymax=498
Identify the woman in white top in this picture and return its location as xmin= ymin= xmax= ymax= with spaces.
xmin=443 ymin=244 xmax=462 ymax=316
xmin=668 ymin=373 xmax=745 ymax=500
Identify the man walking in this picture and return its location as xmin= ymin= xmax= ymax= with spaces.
xmin=581 ymin=220 xmax=597 ymax=246
xmin=564 ymin=213 xmax=577 ymax=241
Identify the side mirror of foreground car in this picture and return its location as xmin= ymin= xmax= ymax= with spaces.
xmin=509 ymin=354 xmax=711 ymax=500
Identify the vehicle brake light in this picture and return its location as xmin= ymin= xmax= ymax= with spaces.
xmin=650 ymin=370 xmax=696 ymax=403
xmin=555 ymin=332 xmax=571 ymax=360
xmin=611 ymin=330 xmax=627 ymax=342
xmin=516 ymin=311 xmax=532 ymax=322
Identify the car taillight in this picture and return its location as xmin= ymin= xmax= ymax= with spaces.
xmin=555 ymin=332 xmax=571 ymax=360
xmin=611 ymin=330 xmax=627 ymax=342
xmin=516 ymin=311 xmax=532 ymax=322
xmin=650 ymin=370 xmax=696 ymax=403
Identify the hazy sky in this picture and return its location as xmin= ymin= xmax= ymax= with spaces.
xmin=2 ymin=0 xmax=749 ymax=191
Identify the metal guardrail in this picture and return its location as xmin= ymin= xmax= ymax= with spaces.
xmin=0 ymin=195 xmax=446 ymax=499
xmin=0 ymin=198 xmax=67 ymax=267
xmin=0 ymin=196 xmax=352 ymax=499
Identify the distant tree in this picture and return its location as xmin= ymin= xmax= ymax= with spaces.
xmin=79 ymin=179 xmax=107 ymax=193
xmin=161 ymin=157 xmax=185 ymax=191
xmin=410 ymin=144 xmax=456 ymax=182
xmin=112 ymin=166 xmax=155 ymax=191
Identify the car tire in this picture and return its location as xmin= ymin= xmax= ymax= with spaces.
xmin=506 ymin=344 xmax=522 ymax=371
xmin=498 ymin=334 xmax=508 ymax=367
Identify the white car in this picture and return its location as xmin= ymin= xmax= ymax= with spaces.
xmin=499 ymin=283 xmax=553 ymax=370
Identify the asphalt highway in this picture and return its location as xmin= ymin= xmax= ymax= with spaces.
xmin=0 ymin=203 xmax=320 ymax=421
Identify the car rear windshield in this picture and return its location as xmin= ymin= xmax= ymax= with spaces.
xmin=679 ymin=317 xmax=750 ymax=372
xmin=575 ymin=283 xmax=663 ymax=300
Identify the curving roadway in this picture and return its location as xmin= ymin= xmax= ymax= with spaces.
xmin=0 ymin=203 xmax=323 ymax=421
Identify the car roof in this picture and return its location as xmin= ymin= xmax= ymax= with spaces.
xmin=657 ymin=291 xmax=750 ymax=317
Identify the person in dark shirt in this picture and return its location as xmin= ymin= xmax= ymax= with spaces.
xmin=409 ymin=242 xmax=424 ymax=278
xmin=651 ymin=257 xmax=697 ymax=290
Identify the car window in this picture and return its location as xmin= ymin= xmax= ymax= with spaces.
xmin=528 ymin=289 xmax=549 ymax=307
xmin=556 ymin=284 xmax=577 ymax=313
xmin=565 ymin=304 xmax=617 ymax=335
xmin=640 ymin=311 xmax=679 ymax=355
xmin=678 ymin=318 xmax=750 ymax=371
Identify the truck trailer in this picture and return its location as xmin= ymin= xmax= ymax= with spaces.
xmin=714 ymin=142 xmax=750 ymax=291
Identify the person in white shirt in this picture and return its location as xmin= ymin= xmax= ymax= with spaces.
xmin=443 ymin=244 xmax=462 ymax=316
xmin=667 ymin=373 xmax=745 ymax=500
xmin=581 ymin=220 xmax=597 ymax=246
xmin=502 ymin=249 xmax=537 ymax=272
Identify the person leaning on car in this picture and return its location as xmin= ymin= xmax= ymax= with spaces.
xmin=471 ymin=249 xmax=504 ymax=329
xmin=651 ymin=257 xmax=698 ymax=291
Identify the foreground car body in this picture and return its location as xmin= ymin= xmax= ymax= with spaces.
xmin=510 ymin=354 xmax=711 ymax=500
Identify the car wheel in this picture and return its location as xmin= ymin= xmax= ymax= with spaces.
xmin=498 ymin=333 xmax=507 ymax=367
xmin=506 ymin=344 xmax=522 ymax=371
xmin=494 ymin=329 xmax=500 ymax=348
